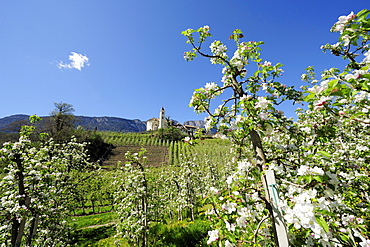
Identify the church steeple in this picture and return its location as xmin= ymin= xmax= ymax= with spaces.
xmin=159 ymin=107 xmax=165 ymax=129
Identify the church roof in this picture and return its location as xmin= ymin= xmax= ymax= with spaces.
xmin=184 ymin=124 xmax=198 ymax=129
xmin=147 ymin=117 xmax=159 ymax=122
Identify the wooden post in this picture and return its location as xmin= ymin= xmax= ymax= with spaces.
xmin=263 ymin=170 xmax=289 ymax=247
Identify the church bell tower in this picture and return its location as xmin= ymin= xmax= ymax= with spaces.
xmin=159 ymin=107 xmax=165 ymax=129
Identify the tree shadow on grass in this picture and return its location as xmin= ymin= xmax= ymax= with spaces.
xmin=70 ymin=225 xmax=115 ymax=247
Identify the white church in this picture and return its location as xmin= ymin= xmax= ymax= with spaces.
xmin=146 ymin=107 xmax=166 ymax=131
xmin=146 ymin=107 xmax=200 ymax=135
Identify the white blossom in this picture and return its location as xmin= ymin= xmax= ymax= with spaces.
xmin=207 ymin=229 xmax=219 ymax=244
xmin=255 ymin=97 xmax=271 ymax=110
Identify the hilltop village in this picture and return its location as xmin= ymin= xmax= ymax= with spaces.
xmin=146 ymin=107 xmax=199 ymax=135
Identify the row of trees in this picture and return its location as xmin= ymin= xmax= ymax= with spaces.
xmin=1 ymin=102 xmax=112 ymax=163
xmin=113 ymin=148 xmax=234 ymax=246
xmin=0 ymin=103 xmax=113 ymax=246
xmin=0 ymin=116 xmax=96 ymax=246
xmin=182 ymin=9 xmax=369 ymax=247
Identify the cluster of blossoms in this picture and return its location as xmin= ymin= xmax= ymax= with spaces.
xmin=332 ymin=11 xmax=356 ymax=33
xmin=297 ymin=165 xmax=324 ymax=176
xmin=210 ymin=41 xmax=227 ymax=55
xmin=207 ymin=229 xmax=219 ymax=245
xmin=282 ymin=189 xmax=328 ymax=236
xmin=205 ymin=160 xmax=273 ymax=246
xmin=255 ymin=96 xmax=271 ymax=110
xmin=344 ymin=69 xmax=367 ymax=80
xmin=363 ymin=51 xmax=370 ymax=64
xmin=204 ymin=82 xmax=218 ymax=92
xmin=229 ymin=43 xmax=251 ymax=71
xmin=305 ymin=9 xmax=370 ymax=117
xmin=184 ymin=10 xmax=370 ymax=246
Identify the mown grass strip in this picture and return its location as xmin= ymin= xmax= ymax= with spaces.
xmin=70 ymin=211 xmax=118 ymax=229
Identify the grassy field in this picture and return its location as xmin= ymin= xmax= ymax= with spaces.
xmin=70 ymin=214 xmax=210 ymax=247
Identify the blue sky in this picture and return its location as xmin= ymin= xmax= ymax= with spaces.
xmin=0 ymin=1 xmax=368 ymax=123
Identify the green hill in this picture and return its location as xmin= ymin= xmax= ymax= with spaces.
xmin=101 ymin=131 xmax=232 ymax=168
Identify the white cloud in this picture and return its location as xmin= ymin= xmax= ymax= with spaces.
xmin=58 ymin=52 xmax=89 ymax=71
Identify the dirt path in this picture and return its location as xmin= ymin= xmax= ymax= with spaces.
xmin=79 ymin=222 xmax=116 ymax=229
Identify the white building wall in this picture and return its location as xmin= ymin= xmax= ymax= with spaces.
xmin=159 ymin=107 xmax=165 ymax=129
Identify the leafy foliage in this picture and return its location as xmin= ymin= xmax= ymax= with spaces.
xmin=47 ymin=102 xmax=76 ymax=142
xmin=157 ymin=127 xmax=186 ymax=142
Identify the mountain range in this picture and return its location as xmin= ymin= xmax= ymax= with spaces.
xmin=0 ymin=114 xmax=205 ymax=133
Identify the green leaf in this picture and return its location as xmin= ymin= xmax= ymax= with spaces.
xmin=332 ymin=102 xmax=344 ymax=106
xmin=29 ymin=114 xmax=42 ymax=124
xmin=304 ymin=93 xmax=316 ymax=101
xmin=357 ymin=9 xmax=370 ymax=22
xmin=352 ymin=111 xmax=365 ymax=118
xmin=314 ymin=209 xmax=336 ymax=217
xmin=298 ymin=175 xmax=313 ymax=184
xmin=254 ymin=70 xmax=261 ymax=77
xmin=313 ymin=175 xmax=324 ymax=183
xmin=339 ymin=232 xmax=349 ymax=242
xmin=362 ymin=83 xmax=370 ymax=91
xmin=317 ymin=150 xmax=331 ymax=158
xmin=328 ymin=79 xmax=339 ymax=89
xmin=361 ymin=74 xmax=370 ymax=79
xmin=315 ymin=216 xmax=329 ymax=233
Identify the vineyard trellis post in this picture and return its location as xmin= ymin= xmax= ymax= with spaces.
xmin=262 ymin=169 xmax=289 ymax=247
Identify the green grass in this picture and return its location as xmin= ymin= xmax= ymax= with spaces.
xmin=70 ymin=211 xmax=118 ymax=229
xmin=69 ymin=211 xmax=119 ymax=246
xmin=72 ymin=204 xmax=114 ymax=216
xmin=94 ymin=236 xmax=128 ymax=246
xmin=70 ymin=225 xmax=116 ymax=247
xmin=148 ymin=220 xmax=210 ymax=247
xmin=74 ymin=219 xmax=210 ymax=247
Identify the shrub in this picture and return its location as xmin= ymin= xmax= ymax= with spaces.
xmin=157 ymin=127 xmax=186 ymax=142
